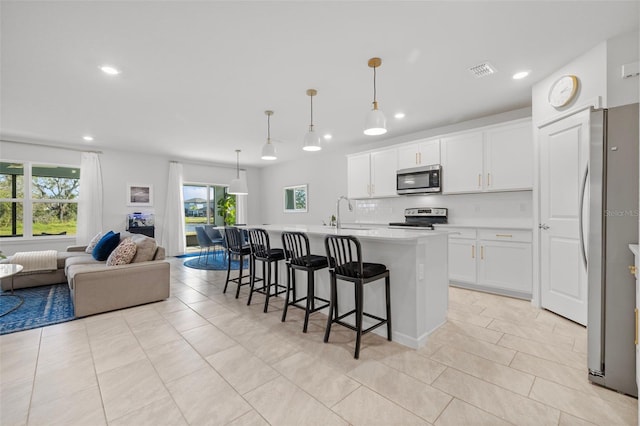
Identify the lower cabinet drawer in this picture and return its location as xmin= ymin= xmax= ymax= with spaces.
xmin=477 ymin=229 xmax=532 ymax=243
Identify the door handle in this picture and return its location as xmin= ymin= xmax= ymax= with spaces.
xmin=578 ymin=164 xmax=589 ymax=270
xmin=630 ymin=265 xmax=638 ymax=276
xmin=480 ymin=246 xmax=484 ymax=260
xmin=478 ymin=174 xmax=482 ymax=188
xmin=538 ymin=224 xmax=550 ymax=230
xmin=471 ymin=245 xmax=475 ymax=259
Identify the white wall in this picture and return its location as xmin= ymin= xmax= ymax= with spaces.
xmin=0 ymin=140 xmax=261 ymax=256
xmin=259 ymin=107 xmax=533 ymax=228
xmin=607 ymin=30 xmax=640 ymax=108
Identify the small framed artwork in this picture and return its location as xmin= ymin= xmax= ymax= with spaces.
xmin=127 ymin=184 xmax=153 ymax=207
xmin=283 ymin=184 xmax=308 ymax=213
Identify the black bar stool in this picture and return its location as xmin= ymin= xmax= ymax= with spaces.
xmin=281 ymin=231 xmax=330 ymax=332
xmin=324 ymin=234 xmax=392 ymax=359
xmin=223 ymin=227 xmax=253 ymax=298
xmin=247 ymin=228 xmax=286 ymax=313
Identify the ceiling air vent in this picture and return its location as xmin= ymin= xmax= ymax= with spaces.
xmin=468 ymin=62 xmax=497 ymax=78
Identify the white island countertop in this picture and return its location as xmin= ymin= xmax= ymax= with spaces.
xmin=258 ymin=224 xmax=450 ymax=242
xmin=630 ymin=244 xmax=639 ymax=257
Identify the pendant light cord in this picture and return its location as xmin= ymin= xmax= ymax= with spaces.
xmin=310 ymin=94 xmax=314 ymax=129
xmin=267 ymin=113 xmax=271 ymax=143
xmin=235 ymin=150 xmax=240 ymax=179
xmin=372 ymin=66 xmax=377 ymax=103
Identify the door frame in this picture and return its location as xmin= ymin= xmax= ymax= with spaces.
xmin=532 ymin=96 xmax=603 ymax=309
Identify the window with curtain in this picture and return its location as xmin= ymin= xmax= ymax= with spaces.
xmin=183 ymin=183 xmax=234 ymax=247
xmin=0 ymin=161 xmax=80 ymax=237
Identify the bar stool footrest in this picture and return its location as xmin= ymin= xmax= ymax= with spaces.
xmin=330 ymin=310 xmax=388 ymax=335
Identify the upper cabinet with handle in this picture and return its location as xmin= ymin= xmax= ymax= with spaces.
xmin=441 ymin=119 xmax=533 ymax=194
xmin=347 ymin=147 xmax=398 ymax=199
xmin=397 ymin=138 xmax=440 ymax=170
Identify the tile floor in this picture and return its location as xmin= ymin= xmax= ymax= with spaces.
xmin=1 ymin=257 xmax=637 ymax=425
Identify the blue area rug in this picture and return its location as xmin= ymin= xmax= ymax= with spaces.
xmin=0 ymin=284 xmax=75 ymax=335
xmin=184 ymin=253 xmax=249 ymax=271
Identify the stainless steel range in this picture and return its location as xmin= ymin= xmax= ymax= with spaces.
xmin=389 ymin=208 xmax=448 ymax=230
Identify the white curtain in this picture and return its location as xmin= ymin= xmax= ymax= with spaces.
xmin=235 ymin=170 xmax=248 ymax=225
xmin=161 ymin=161 xmax=186 ymax=256
xmin=76 ymin=152 xmax=103 ymax=244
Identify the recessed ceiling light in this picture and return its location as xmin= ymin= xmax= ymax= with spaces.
xmin=512 ymin=71 xmax=530 ymax=80
xmin=323 ymin=134 xmax=332 ymax=140
xmin=100 ymin=65 xmax=120 ymax=75
xmin=394 ymin=112 xmax=406 ymax=119
xmin=83 ymin=135 xmax=94 ymax=141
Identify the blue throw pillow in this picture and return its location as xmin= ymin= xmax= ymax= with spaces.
xmin=92 ymin=231 xmax=120 ymax=261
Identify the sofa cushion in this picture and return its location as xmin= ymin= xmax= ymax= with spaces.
xmin=92 ymin=232 xmax=120 ymax=261
xmin=130 ymin=234 xmax=158 ymax=263
xmin=85 ymin=232 xmax=103 ymax=254
xmin=106 ymin=238 xmax=137 ymax=266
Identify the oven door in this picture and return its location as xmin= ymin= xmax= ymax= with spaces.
xmin=397 ymin=165 xmax=441 ymax=194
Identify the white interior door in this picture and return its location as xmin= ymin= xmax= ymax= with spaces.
xmin=539 ymin=110 xmax=590 ymax=325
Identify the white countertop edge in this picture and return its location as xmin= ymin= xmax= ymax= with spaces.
xmin=630 ymin=244 xmax=639 ymax=257
xmin=257 ymin=224 xmax=451 ymax=241
xmin=433 ymin=224 xmax=533 ymax=231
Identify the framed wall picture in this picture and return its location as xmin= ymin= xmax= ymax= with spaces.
xmin=283 ymin=184 xmax=308 ymax=213
xmin=127 ymin=184 xmax=153 ymax=206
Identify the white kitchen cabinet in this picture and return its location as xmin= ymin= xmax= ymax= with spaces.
xmin=484 ymin=121 xmax=533 ymax=191
xmin=441 ymin=132 xmax=484 ymax=193
xmin=448 ymin=229 xmax=477 ymax=284
xmin=446 ymin=227 xmax=533 ymax=299
xmin=347 ymin=148 xmax=398 ymax=199
xmin=441 ymin=119 xmax=532 ymax=194
xmin=397 ymin=138 xmax=440 ymax=170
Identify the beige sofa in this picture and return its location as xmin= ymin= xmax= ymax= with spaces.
xmin=1 ymin=236 xmax=170 ymax=317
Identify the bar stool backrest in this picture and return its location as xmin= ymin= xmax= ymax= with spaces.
xmin=195 ymin=226 xmax=214 ymax=249
xmin=224 ymin=227 xmax=244 ymax=253
xmin=324 ymin=235 xmax=364 ymax=279
xmin=247 ymin=228 xmax=272 ymax=260
xmin=281 ymin=231 xmax=311 ymax=265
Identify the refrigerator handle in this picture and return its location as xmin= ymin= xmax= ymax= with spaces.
xmin=579 ymin=163 xmax=589 ymax=270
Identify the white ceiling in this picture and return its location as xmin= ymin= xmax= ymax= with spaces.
xmin=1 ymin=1 xmax=638 ymax=167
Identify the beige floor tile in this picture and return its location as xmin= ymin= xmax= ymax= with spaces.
xmin=434 ymin=398 xmax=511 ymax=426
xmin=234 ymin=326 xmax=299 ymax=364
xmin=447 ymin=306 xmax=493 ymax=327
xmin=90 ymin=332 xmax=147 ymax=374
xmin=449 ymin=300 xmax=485 ymax=314
xmin=173 ymin=287 xmax=209 ymax=304
xmin=226 ymin=410 xmax=270 ymax=426
xmin=132 ymin=322 xmax=183 ymax=350
xmin=559 ymin=412 xmax=597 ymax=426
xmin=244 ymin=376 xmax=348 ymax=425
xmin=509 ymin=352 xmax=596 ymax=396
xmin=498 ymin=334 xmax=587 ymax=368
xmin=31 ymin=357 xmax=97 ymax=404
xmin=0 ymin=327 xmax=41 ymax=354
xmin=439 ymin=320 xmax=503 ymax=344
xmin=27 ymin=385 xmax=106 ymax=426
xmin=40 ymin=318 xmax=87 ymax=338
xmin=35 ymin=331 xmax=91 ymax=375
xmin=379 ymin=349 xmax=447 ymax=384
xmin=188 ymin=299 xmax=235 ymax=319
xmin=161 ymin=308 xmax=210 ymax=332
xmin=206 ymin=344 xmax=280 ymax=395
xmin=145 ymin=338 xmax=209 ymax=383
xmin=431 ymin=345 xmax=534 ymax=396
xmin=0 ymin=343 xmax=39 ymax=385
xmin=272 ymin=351 xmax=361 ymax=407
xmin=332 ymin=385 xmax=428 ymax=425
xmin=85 ymin=314 xmax=129 ymax=342
xmin=424 ymin=327 xmax=516 ymax=365
xmin=180 ymin=323 xmax=236 ymax=357
xmin=109 ymin=396 xmax=188 ymax=426
xmin=432 ymin=368 xmax=560 ymax=425
xmin=122 ymin=305 xmax=166 ymax=331
xmin=98 ymin=358 xmax=170 ymax=421
xmin=530 ymin=377 xmax=636 ymax=426
xmin=0 ymin=377 xmax=32 ymax=426
xmin=347 ymin=360 xmax=451 ymax=422
xmin=488 ymin=318 xmax=574 ymax=348
xmin=573 ymin=333 xmax=588 ymax=354
xmin=166 ymin=366 xmax=252 ymax=425
xmin=151 ymin=297 xmax=190 ymax=315
xmin=479 ymin=304 xmax=540 ymax=324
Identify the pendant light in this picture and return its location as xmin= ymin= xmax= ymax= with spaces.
xmin=364 ymin=57 xmax=387 ymax=136
xmin=303 ymin=89 xmax=321 ymax=151
xmin=261 ymin=110 xmax=277 ymax=160
xmin=228 ymin=149 xmax=248 ymax=195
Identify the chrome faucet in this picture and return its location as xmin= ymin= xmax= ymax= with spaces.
xmin=336 ymin=195 xmax=353 ymax=229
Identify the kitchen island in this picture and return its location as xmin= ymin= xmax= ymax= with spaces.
xmin=258 ymin=224 xmax=449 ymax=349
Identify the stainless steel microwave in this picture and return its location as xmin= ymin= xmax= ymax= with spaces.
xmin=397 ymin=164 xmax=442 ymax=194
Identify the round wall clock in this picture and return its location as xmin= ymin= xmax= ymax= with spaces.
xmin=548 ymin=74 xmax=579 ymax=108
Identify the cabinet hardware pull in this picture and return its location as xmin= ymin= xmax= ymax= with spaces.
xmin=478 ymin=174 xmax=481 ymax=187
xmin=481 ymin=246 xmax=484 ymax=260
xmin=416 ymin=153 xmax=419 ymax=165
xmin=635 ymin=308 xmax=638 ymax=345
xmin=418 ymin=152 xmax=422 ymax=164
xmin=487 ymin=173 xmax=491 ymax=187
xmin=496 ymin=234 xmax=513 ymax=238
xmin=472 ymin=245 xmax=475 ymax=259
xmin=630 ymin=265 xmax=637 ymax=276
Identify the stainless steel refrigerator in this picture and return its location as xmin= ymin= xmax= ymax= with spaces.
xmin=587 ymin=103 xmax=639 ymax=397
